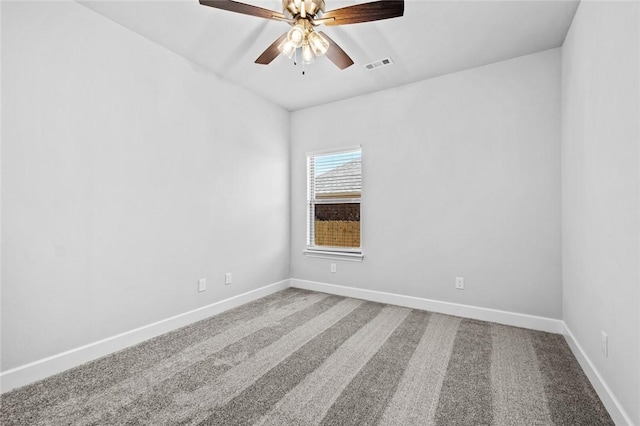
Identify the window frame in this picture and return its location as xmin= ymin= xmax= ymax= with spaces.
xmin=304 ymin=146 xmax=364 ymax=262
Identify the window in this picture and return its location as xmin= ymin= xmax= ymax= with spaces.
xmin=306 ymin=147 xmax=363 ymax=260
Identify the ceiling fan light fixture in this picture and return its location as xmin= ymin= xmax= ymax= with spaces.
xmin=307 ymin=31 xmax=329 ymax=56
xmin=200 ymin=0 xmax=404 ymax=71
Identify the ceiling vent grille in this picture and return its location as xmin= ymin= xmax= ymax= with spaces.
xmin=364 ymin=57 xmax=394 ymax=71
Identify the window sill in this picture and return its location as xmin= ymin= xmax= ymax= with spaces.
xmin=303 ymin=250 xmax=364 ymax=262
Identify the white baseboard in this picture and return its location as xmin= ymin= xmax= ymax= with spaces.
xmin=0 ymin=279 xmax=290 ymax=394
xmin=563 ymin=325 xmax=634 ymax=426
xmin=290 ymin=279 xmax=565 ymax=334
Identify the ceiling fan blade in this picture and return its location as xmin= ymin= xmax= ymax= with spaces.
xmin=199 ymin=0 xmax=286 ymax=21
xmin=319 ymin=32 xmax=354 ymax=70
xmin=255 ymin=33 xmax=288 ymax=65
xmin=321 ymin=0 xmax=404 ymax=26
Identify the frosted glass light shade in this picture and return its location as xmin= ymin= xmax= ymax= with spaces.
xmin=277 ymin=39 xmax=296 ymax=58
xmin=287 ymin=24 xmax=306 ymax=48
xmin=308 ymin=31 xmax=329 ymax=56
xmin=302 ymin=43 xmax=314 ymax=63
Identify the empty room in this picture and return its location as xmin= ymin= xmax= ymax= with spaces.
xmin=1 ymin=0 xmax=638 ymax=424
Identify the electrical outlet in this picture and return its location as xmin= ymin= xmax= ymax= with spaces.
xmin=330 ymin=263 xmax=337 ymax=273
xmin=601 ymin=331 xmax=608 ymax=357
xmin=225 ymin=272 xmax=232 ymax=285
xmin=198 ymin=278 xmax=206 ymax=292
xmin=455 ymin=277 xmax=464 ymax=290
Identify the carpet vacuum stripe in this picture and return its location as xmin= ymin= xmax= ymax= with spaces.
xmin=490 ymin=324 xmax=552 ymax=424
xmin=255 ymin=305 xmax=411 ymax=425
xmin=433 ymin=318 xmax=494 ymax=425
xmin=378 ymin=313 xmax=462 ymax=425
xmin=0 ymin=289 xmax=615 ymax=426
xmin=319 ymin=310 xmax=432 ymax=426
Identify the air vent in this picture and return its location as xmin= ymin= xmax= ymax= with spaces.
xmin=364 ymin=57 xmax=394 ymax=71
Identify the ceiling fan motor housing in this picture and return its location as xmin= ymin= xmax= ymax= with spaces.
xmin=283 ymin=0 xmax=325 ymax=19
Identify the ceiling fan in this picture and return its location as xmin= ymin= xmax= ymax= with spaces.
xmin=199 ymin=0 xmax=404 ymax=71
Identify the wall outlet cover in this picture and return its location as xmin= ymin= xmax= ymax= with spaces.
xmin=601 ymin=331 xmax=608 ymax=357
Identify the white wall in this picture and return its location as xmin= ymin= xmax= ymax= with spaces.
xmin=562 ymin=2 xmax=640 ymax=424
xmin=1 ymin=1 xmax=289 ymax=372
xmin=291 ymin=49 xmax=562 ymax=319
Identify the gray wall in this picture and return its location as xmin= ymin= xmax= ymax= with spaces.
xmin=291 ymin=49 xmax=562 ymax=319
xmin=1 ymin=2 xmax=290 ymax=371
xmin=562 ymin=2 xmax=640 ymax=423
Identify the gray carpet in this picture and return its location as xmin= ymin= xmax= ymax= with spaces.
xmin=0 ymin=288 xmax=614 ymax=425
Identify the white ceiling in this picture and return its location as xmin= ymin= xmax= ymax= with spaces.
xmin=80 ymin=0 xmax=579 ymax=111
